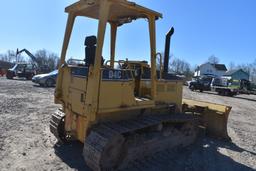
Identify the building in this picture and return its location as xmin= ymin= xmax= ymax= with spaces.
xmin=194 ymin=62 xmax=227 ymax=77
xmin=223 ymin=69 xmax=249 ymax=81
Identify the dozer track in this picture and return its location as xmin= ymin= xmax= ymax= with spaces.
xmin=83 ymin=114 xmax=198 ymax=171
xmin=49 ymin=109 xmax=67 ymax=142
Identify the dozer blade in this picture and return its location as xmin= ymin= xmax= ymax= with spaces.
xmin=182 ymin=99 xmax=232 ymax=140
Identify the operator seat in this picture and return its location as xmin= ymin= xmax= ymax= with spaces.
xmin=84 ymin=36 xmax=97 ymax=66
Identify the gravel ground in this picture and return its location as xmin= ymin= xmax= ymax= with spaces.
xmin=0 ymin=77 xmax=255 ymax=171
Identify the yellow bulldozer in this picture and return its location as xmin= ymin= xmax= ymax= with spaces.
xmin=50 ymin=0 xmax=232 ymax=170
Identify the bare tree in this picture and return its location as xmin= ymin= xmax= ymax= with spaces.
xmin=34 ymin=49 xmax=59 ymax=70
xmin=208 ymin=55 xmax=219 ymax=64
xmin=169 ymin=57 xmax=193 ymax=77
xmin=7 ymin=50 xmax=16 ymax=62
xmin=250 ymin=59 xmax=256 ymax=83
xmin=229 ymin=62 xmax=236 ymax=70
xmin=0 ymin=50 xmax=16 ymax=62
xmin=47 ymin=52 xmax=59 ymax=70
xmin=155 ymin=54 xmax=193 ymax=79
xmin=34 ymin=49 xmax=48 ymax=66
xmin=156 ymin=53 xmax=173 ymax=71
xmin=0 ymin=54 xmax=5 ymax=61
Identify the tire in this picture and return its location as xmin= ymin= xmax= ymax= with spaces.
xmin=6 ymin=72 xmax=13 ymax=79
xmin=45 ymin=78 xmax=55 ymax=87
xmin=224 ymin=90 xmax=230 ymax=96
xmin=229 ymin=92 xmax=237 ymax=97
xmin=6 ymin=75 xmax=13 ymax=79
xmin=26 ymin=75 xmax=33 ymax=80
xmin=218 ymin=90 xmax=224 ymax=96
xmin=200 ymin=89 xmax=203 ymax=92
xmin=189 ymin=85 xmax=195 ymax=91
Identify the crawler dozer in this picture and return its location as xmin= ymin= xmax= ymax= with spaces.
xmin=51 ymin=0 xmax=232 ymax=170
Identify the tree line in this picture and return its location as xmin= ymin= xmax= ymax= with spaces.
xmin=1 ymin=49 xmax=256 ymax=83
xmin=156 ymin=53 xmax=195 ymax=80
xmin=0 ymin=49 xmax=59 ymax=71
xmin=157 ymin=54 xmax=256 ymax=83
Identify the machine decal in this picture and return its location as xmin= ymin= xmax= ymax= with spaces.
xmin=102 ymin=69 xmax=132 ymax=80
xmin=71 ymin=67 xmax=89 ymax=77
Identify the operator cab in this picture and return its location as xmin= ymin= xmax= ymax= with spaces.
xmin=81 ymin=35 xmax=145 ymax=98
xmin=56 ymin=0 xmax=183 ymax=115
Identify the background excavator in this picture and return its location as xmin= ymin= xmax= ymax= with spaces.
xmin=6 ymin=49 xmax=51 ymax=79
xmin=50 ymin=0 xmax=232 ymax=170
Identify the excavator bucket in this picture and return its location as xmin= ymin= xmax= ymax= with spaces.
xmin=182 ymin=99 xmax=232 ymax=140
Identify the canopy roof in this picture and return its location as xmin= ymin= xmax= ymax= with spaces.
xmin=66 ymin=0 xmax=162 ymax=25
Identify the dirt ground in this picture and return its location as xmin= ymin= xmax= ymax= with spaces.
xmin=0 ymin=77 xmax=255 ymax=171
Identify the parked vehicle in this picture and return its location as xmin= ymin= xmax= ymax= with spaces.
xmin=239 ymin=79 xmax=256 ymax=95
xmin=6 ymin=63 xmax=37 ymax=80
xmin=32 ymin=70 xmax=58 ymax=87
xmin=211 ymin=77 xmax=239 ymax=96
xmin=6 ymin=49 xmax=52 ymax=80
xmin=189 ymin=76 xmax=214 ymax=92
xmin=16 ymin=49 xmax=51 ymax=74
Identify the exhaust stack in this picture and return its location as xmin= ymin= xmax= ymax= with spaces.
xmin=163 ymin=27 xmax=174 ymax=78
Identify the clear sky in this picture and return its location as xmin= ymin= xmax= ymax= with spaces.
xmin=0 ymin=0 xmax=255 ymax=66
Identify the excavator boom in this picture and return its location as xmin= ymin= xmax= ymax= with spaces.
xmin=16 ymin=48 xmax=51 ymax=73
xmin=16 ymin=48 xmax=39 ymax=65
